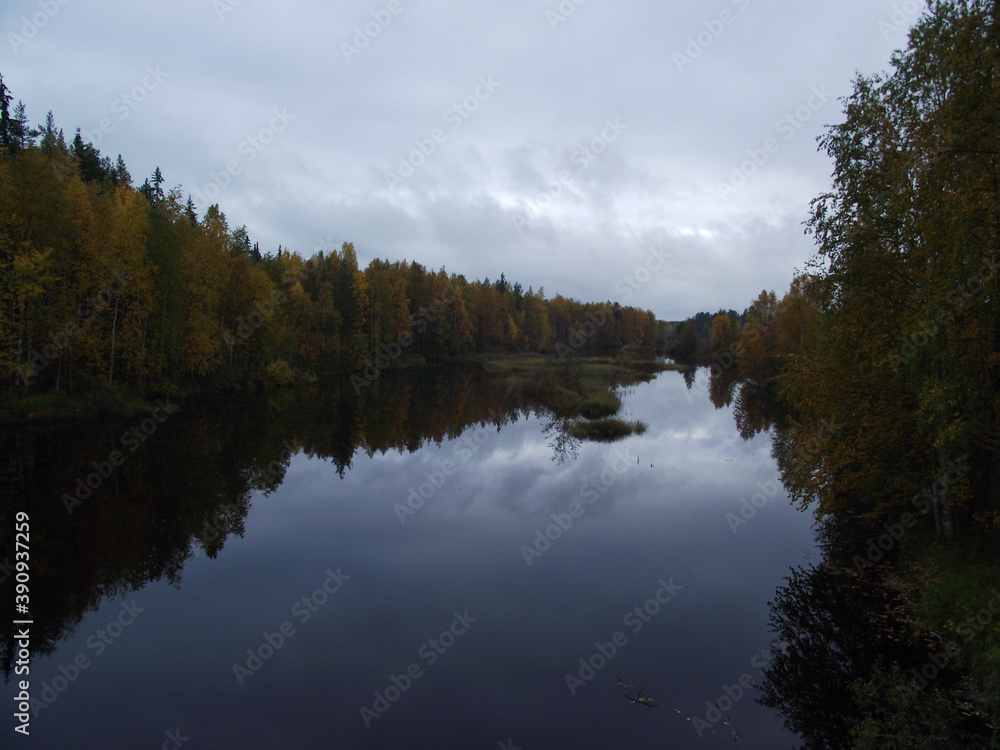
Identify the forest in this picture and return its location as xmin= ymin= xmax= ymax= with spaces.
xmin=699 ymin=6 xmax=1000 ymax=738
xmin=2 ymin=1 xmax=1000 ymax=743
xmin=0 ymin=83 xmax=664 ymax=408
xmin=711 ymin=0 xmax=1000 ymax=544
xmin=3 ymin=1 xmax=998 ymax=544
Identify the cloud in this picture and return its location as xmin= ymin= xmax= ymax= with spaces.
xmin=1 ymin=0 xmax=913 ymax=317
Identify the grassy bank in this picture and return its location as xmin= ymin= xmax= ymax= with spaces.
xmin=468 ymin=351 xmax=679 ymax=397
xmin=463 ymin=350 xmax=675 ymax=440
xmin=568 ymin=418 xmax=647 ymax=443
xmin=2 ymin=349 xmax=678 ymax=425
xmin=907 ymin=532 xmax=1000 ymax=704
xmin=845 ymin=527 xmax=1000 ymax=747
xmin=0 ymin=387 xmax=173 ymax=423
xmin=467 ymin=350 xmax=681 ymax=377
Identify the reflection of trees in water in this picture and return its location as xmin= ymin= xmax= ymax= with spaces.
xmin=708 ymin=365 xmax=738 ymax=409
xmin=757 ymin=518 xmax=994 ymax=749
xmin=758 ymin=560 xmax=931 ymax=748
xmin=1 ymin=363 xmax=611 ymax=676
xmin=0 ymin=414 xmax=258 ymax=680
xmin=543 ymin=418 xmax=581 ymax=464
xmin=0 ymin=365 xmax=533 ymax=679
xmin=732 ymin=381 xmax=786 ymax=440
xmin=702 ymin=365 xmax=787 ymax=439
xmin=704 ymin=369 xmax=995 ymax=747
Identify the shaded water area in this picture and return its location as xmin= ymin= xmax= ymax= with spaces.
xmin=0 ymin=365 xmax=941 ymax=748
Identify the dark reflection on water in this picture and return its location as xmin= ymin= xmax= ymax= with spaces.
xmin=3 ymin=366 xmax=832 ymax=748
xmin=758 ymin=559 xmax=933 ymax=749
xmin=756 ymin=516 xmax=995 ymax=749
xmin=0 ymin=366 xmax=518 ymax=663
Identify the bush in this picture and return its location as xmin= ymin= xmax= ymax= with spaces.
xmin=264 ymin=360 xmax=296 ymax=387
xmin=568 ymin=418 xmax=646 ymax=443
xmin=579 ymin=390 xmax=622 ymax=420
xmin=849 ymin=660 xmax=986 ymax=750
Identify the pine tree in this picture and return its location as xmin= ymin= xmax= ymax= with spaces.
xmin=10 ymin=101 xmax=28 ymax=150
xmin=113 ymin=155 xmax=131 ymax=186
xmin=185 ymin=195 xmax=198 ymax=226
xmin=38 ymin=111 xmax=63 ymax=156
xmin=72 ymin=130 xmax=111 ymax=182
xmin=151 ymin=167 xmax=165 ymax=205
xmin=0 ymin=74 xmax=14 ymax=153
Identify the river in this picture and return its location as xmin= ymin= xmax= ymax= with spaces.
xmin=1 ymin=366 xmax=819 ymax=748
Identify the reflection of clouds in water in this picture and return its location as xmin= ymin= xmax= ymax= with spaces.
xmin=341 ymin=369 xmax=767 ymax=528
xmin=486 ymin=372 xmax=776 ymax=524
xmin=13 ymin=364 xmax=819 ymax=749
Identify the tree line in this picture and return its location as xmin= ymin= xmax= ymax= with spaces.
xmin=0 ymin=75 xmax=664 ymax=402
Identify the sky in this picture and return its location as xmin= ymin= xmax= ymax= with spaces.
xmin=1 ymin=0 xmax=922 ymax=320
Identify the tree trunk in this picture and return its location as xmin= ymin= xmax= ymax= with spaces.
xmin=109 ymin=294 xmax=119 ymax=387
xmin=937 ymin=454 xmax=956 ymax=541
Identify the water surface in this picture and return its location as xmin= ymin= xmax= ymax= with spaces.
xmin=2 ymin=368 xmax=818 ymax=748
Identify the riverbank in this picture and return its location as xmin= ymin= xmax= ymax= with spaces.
xmin=462 ymin=351 xmax=679 ymax=435
xmin=839 ymin=520 xmax=1000 ymax=746
xmin=906 ymin=530 xmax=1000 ymax=706
xmin=1 ymin=349 xmax=680 ymax=424
xmin=0 ymin=387 xmax=173 ymax=424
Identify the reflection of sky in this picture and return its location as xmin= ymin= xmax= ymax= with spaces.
xmin=25 ymin=370 xmax=816 ymax=749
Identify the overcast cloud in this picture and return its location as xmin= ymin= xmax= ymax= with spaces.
xmin=2 ymin=0 xmax=921 ymax=319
